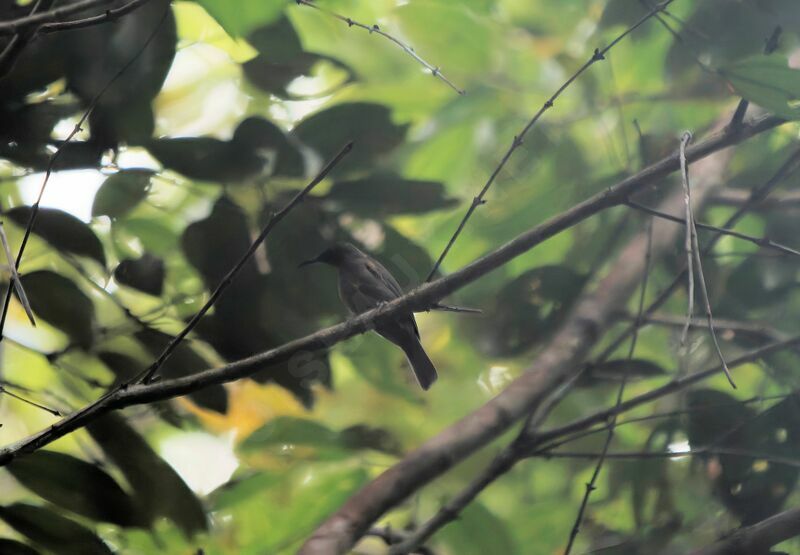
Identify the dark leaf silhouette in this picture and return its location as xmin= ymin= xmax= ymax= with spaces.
xmin=7 ymin=207 xmax=105 ymax=266
xmin=19 ymin=271 xmax=95 ymax=349
xmin=7 ymin=450 xmax=142 ymax=527
xmin=114 ymin=253 xmax=165 ymax=296
xmin=0 ymin=504 xmax=112 ymax=555
xmin=86 ymin=413 xmax=207 ymax=536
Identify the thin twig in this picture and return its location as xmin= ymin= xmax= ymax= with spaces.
xmin=528 ymin=336 xmax=800 ymax=454
xmin=626 ymin=200 xmax=800 ymax=257
xmin=295 ymin=0 xmax=463 ymax=95
xmin=0 ymin=0 xmax=48 ymax=79
xmin=0 ymin=222 xmax=35 ymax=326
xmin=0 ymin=385 xmax=60 ymax=416
xmin=563 ymin=218 xmax=653 ymax=555
xmin=0 ymin=0 xmax=114 ymax=33
xmin=0 ymin=5 xmax=171 ymax=341
xmin=595 ymin=147 xmax=800 ymax=370
xmin=680 ymin=132 xmax=734 ymax=387
xmin=691 ymin=505 xmax=800 ymax=555
xmin=536 ymin=393 xmax=794 ymax=454
xmin=0 ymin=113 xmax=781 ymax=483
xmin=679 ymin=132 xmax=695 ymax=352
xmin=137 ymin=141 xmax=354 ymax=384
xmin=534 ymin=448 xmax=800 ymax=468
xmin=39 ymin=0 xmax=152 ymax=33
xmin=425 ymin=0 xmax=674 ymax=281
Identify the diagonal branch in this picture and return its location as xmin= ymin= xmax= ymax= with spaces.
xmin=0 ymin=114 xmax=781 ymax=475
xmin=298 ymin=114 xmax=779 ymax=555
xmin=690 ymin=505 xmax=800 ymax=555
xmin=594 ymin=145 xmax=800 ymax=365
xmin=295 ymin=0 xmax=464 ymax=95
xmin=0 ymin=3 xmax=170 ymax=341
xmin=625 ymin=200 xmax=800 ymax=257
xmin=425 ymin=0 xmax=674 ymax=281
xmin=137 ymin=141 xmax=353 ymax=384
xmin=0 ymin=0 xmax=114 ymax=33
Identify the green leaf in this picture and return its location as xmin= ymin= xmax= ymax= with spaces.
xmin=243 ymin=17 xmax=351 ymax=99
xmin=293 ymin=103 xmax=407 ymax=175
xmin=721 ymin=56 xmax=800 ymax=120
xmin=241 ymin=416 xmax=402 ymax=458
xmin=210 ymin=472 xmax=282 ymax=511
xmin=7 ymin=450 xmax=142 ymax=527
xmin=194 ymin=0 xmax=286 ymax=37
xmin=326 ymin=174 xmax=457 ymax=216
xmin=19 ymin=271 xmax=95 ymax=349
xmin=86 ymin=413 xmax=208 ymax=537
xmin=6 ymin=206 xmax=106 ymax=266
xmin=92 ymin=169 xmax=153 ymax=218
xmin=439 ymin=501 xmax=518 ymax=555
xmin=0 ymin=504 xmax=112 ymax=555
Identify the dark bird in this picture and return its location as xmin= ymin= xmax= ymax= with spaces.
xmin=300 ymin=243 xmax=437 ymax=390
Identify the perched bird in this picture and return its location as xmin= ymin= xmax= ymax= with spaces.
xmin=300 ymin=243 xmax=437 ymax=390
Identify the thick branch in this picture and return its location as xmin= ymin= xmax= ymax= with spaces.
xmin=690 ymin=506 xmax=800 ymax=555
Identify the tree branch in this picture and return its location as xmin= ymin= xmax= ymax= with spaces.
xmin=0 ymin=114 xmax=782 ymax=519
xmin=425 ymin=0 xmax=674 ymax=281
xmin=297 ymin=115 xmax=781 ymax=555
xmin=690 ymin=506 xmax=800 ymax=555
xmin=0 ymin=0 xmax=115 ymax=34
xmin=626 ymin=200 xmax=800 ymax=257
xmin=295 ymin=0 xmax=463 ymax=96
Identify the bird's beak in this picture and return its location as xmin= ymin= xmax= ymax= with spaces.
xmin=298 ymin=256 xmax=321 ymax=269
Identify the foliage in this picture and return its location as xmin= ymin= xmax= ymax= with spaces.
xmin=0 ymin=0 xmax=800 ymax=554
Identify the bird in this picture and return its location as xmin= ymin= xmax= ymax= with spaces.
xmin=299 ymin=242 xmax=437 ymax=390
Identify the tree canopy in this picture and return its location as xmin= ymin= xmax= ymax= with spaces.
xmin=1 ymin=0 xmax=800 ymax=554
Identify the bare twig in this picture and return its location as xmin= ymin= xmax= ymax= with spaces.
xmin=0 ymin=223 xmax=35 ymax=326
xmin=137 ymin=141 xmax=353 ymax=384
xmin=626 ymin=200 xmax=800 ymax=257
xmin=0 ymin=385 xmax=61 ymax=416
xmin=596 ymin=147 xmax=800 ymax=368
xmin=680 ymin=132 xmax=734 ymax=387
xmin=0 ymin=4 xmax=171 ymax=341
xmin=295 ymin=0 xmax=463 ymax=95
xmin=425 ymin=0 xmax=674 ymax=281
xmin=679 ymin=132 xmax=696 ymax=351
xmin=709 ymin=188 xmax=800 ymax=210
xmin=0 ymin=114 xmax=781 ymax=515
xmin=528 ymin=335 xmax=800 ymax=453
xmin=691 ymin=506 xmax=800 ymax=555
xmin=39 ymin=0 xmax=152 ymax=33
xmin=563 ymin=218 xmax=653 ymax=555
xmin=0 ymin=0 xmax=114 ymax=33
xmin=0 ymin=0 xmax=49 ymax=79
xmin=535 ymin=393 xmax=795 ymax=454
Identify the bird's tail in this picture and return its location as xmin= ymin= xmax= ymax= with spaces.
xmin=401 ymin=338 xmax=438 ymax=390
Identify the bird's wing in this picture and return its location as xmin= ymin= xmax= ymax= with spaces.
xmin=363 ymin=258 xmax=405 ymax=297
xmin=361 ymin=258 xmax=420 ymax=339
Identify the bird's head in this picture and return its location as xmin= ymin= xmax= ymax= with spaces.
xmin=299 ymin=242 xmax=364 ymax=268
